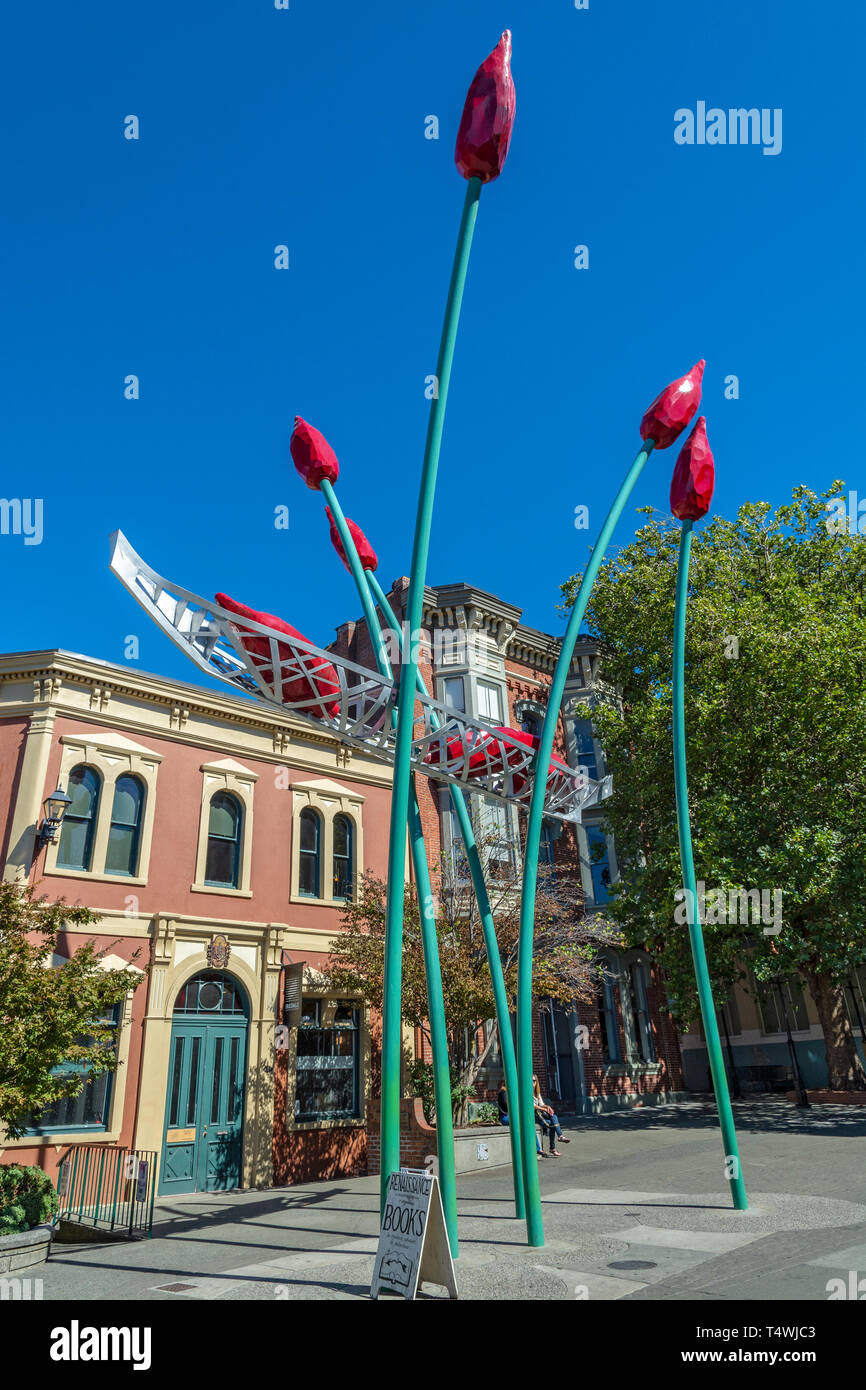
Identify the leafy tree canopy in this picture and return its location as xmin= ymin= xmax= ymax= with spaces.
xmin=0 ymin=882 xmax=145 ymax=1137
xmin=560 ymin=482 xmax=866 ymax=1087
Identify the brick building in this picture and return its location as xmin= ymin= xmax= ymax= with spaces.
xmin=0 ymin=649 xmax=393 ymax=1192
xmin=0 ymin=589 xmax=683 ymax=1199
xmin=331 ymin=577 xmax=685 ymax=1116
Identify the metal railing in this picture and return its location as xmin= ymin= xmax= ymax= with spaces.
xmin=56 ymin=1145 xmax=157 ymax=1238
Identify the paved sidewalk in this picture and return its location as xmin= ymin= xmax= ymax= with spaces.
xmin=36 ymin=1100 xmax=866 ymax=1301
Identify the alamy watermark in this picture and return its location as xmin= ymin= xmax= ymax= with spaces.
xmin=675 ymin=881 xmax=783 ymax=935
xmin=0 ymin=498 xmax=43 ymax=545
xmin=674 ymin=103 xmax=782 ymax=156
xmin=825 ymin=491 xmax=866 ymax=536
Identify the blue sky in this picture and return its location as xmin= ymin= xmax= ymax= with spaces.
xmin=2 ymin=1 xmax=863 ymax=696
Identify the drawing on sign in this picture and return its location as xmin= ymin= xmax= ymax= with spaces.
xmin=381 ymin=1256 xmax=411 ymax=1290
xmin=370 ymin=1169 xmax=457 ymax=1300
xmin=476 ymin=1142 xmax=489 ymax=1161
xmin=136 ymin=1160 xmax=149 ymax=1203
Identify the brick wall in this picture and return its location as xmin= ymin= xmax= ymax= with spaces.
xmin=366 ymin=1097 xmax=437 ymax=1175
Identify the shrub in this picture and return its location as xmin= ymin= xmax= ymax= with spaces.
xmin=406 ymin=1059 xmax=475 ymax=1126
xmin=0 ymin=1164 xmax=58 ymax=1235
xmin=472 ymin=1102 xmax=499 ymax=1125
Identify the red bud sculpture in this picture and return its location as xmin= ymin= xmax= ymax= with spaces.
xmin=326 ymin=507 xmax=378 ymax=573
xmin=670 ymin=416 xmax=715 ymax=521
xmin=290 ymin=417 xmax=339 ymax=490
xmin=640 ymin=360 xmax=705 ymax=450
xmin=454 ymin=31 xmax=516 ymax=183
xmin=216 ymin=592 xmax=341 ymax=716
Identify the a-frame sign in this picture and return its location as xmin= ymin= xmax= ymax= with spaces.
xmin=371 ymin=1169 xmax=458 ymax=1300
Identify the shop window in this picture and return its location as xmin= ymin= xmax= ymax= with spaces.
xmin=25 ymin=1005 xmax=120 ymax=1133
xmin=332 ymin=814 xmax=354 ymax=901
xmin=596 ymin=962 xmax=621 ymax=1063
xmin=104 ymin=775 xmax=144 ymax=877
xmin=205 ymin=792 xmax=242 ymax=888
xmin=628 ymin=961 xmax=656 ymax=1062
xmin=56 ymin=765 xmax=101 ymax=872
xmin=298 ymin=808 xmax=322 ymax=897
xmin=294 ymin=999 xmax=360 ymax=1122
xmin=845 ymin=967 xmax=866 ymax=1035
xmin=756 ymin=976 xmax=810 ymax=1034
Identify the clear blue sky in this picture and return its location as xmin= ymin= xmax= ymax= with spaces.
xmin=2 ymin=1 xmax=863 ymax=696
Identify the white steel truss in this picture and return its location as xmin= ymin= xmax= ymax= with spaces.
xmin=109 ymin=531 xmax=610 ymax=823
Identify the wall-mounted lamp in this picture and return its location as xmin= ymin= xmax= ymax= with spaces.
xmin=38 ymin=786 xmax=72 ymax=846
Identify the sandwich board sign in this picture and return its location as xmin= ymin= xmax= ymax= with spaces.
xmin=370 ymin=1169 xmax=458 ymax=1300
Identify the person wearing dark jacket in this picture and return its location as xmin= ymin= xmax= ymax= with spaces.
xmin=497 ymin=1083 xmax=544 ymax=1157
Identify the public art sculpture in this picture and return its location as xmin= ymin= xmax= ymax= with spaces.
xmin=109 ymin=30 xmax=747 ymax=1256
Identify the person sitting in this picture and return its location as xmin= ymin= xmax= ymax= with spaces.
xmin=497 ymin=1082 xmax=545 ymax=1157
xmin=532 ymin=1074 xmax=571 ymax=1156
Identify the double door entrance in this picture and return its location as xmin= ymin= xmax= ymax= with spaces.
xmin=160 ymin=971 xmax=248 ymax=1195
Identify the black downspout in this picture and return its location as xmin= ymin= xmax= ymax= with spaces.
xmin=776 ymin=982 xmax=809 ymax=1107
xmin=719 ymin=1006 xmax=742 ymax=1101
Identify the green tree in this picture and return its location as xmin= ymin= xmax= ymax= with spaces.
xmin=0 ymin=882 xmax=145 ymax=1137
xmin=326 ymin=834 xmax=620 ymax=1115
xmin=561 ymin=482 xmax=866 ymax=1090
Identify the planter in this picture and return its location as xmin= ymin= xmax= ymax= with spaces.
xmin=0 ymin=1223 xmax=53 ymax=1274
xmin=785 ymin=1089 xmax=866 ymax=1106
xmin=452 ymin=1124 xmax=512 ymax=1173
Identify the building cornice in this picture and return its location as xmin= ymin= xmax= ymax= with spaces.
xmin=0 ymin=649 xmax=392 ymax=787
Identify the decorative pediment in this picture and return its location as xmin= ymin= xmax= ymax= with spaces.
xmin=292 ymin=777 xmax=364 ymax=801
xmin=61 ymin=730 xmax=163 ymax=763
xmin=200 ymin=757 xmax=259 ymax=781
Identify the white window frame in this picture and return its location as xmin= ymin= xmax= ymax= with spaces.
xmin=45 ymin=733 xmax=163 ymax=886
xmin=192 ymin=758 xmax=258 ymax=898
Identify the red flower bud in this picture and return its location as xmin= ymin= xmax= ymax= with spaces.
xmin=325 ymin=507 xmax=378 ymax=573
xmin=670 ymin=416 xmax=715 ymax=521
xmin=640 ymin=360 xmax=705 ymax=450
xmin=290 ymin=416 xmax=340 ymax=490
xmin=454 ymin=31 xmax=516 ymax=184
xmin=216 ymin=591 xmax=341 ymax=716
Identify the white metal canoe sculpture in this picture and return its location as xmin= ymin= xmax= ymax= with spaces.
xmin=109 ymin=530 xmax=609 ymax=823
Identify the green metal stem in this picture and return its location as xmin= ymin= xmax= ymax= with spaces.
xmin=321 ymin=479 xmax=458 ymax=1253
xmin=673 ymin=520 xmax=748 ymax=1209
xmin=516 ymin=439 xmax=656 ymax=1247
xmin=367 ymin=568 xmax=525 ymax=1220
xmin=380 ymin=176 xmax=483 ymax=1209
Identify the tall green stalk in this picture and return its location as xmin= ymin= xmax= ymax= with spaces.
xmin=321 ymin=479 xmax=459 ymax=1254
xmin=516 ymin=439 xmax=655 ymax=1247
xmin=380 ymin=176 xmax=483 ymax=1202
xmin=367 ymin=568 xmax=525 ymax=1219
xmin=673 ymin=519 xmax=748 ymax=1210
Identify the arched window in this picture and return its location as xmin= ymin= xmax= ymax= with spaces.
xmin=573 ymin=717 xmax=599 ymax=781
xmin=332 ymin=814 xmax=354 ymax=900
xmin=205 ymin=792 xmax=242 ymax=888
xmin=298 ymin=808 xmax=321 ymax=897
xmin=521 ymin=709 xmax=542 ymax=739
xmin=585 ymin=824 xmax=611 ymax=903
xmin=104 ymin=775 xmax=144 ymax=877
xmin=56 ymin=765 xmax=100 ymax=871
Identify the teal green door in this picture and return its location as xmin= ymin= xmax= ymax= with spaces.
xmin=160 ymin=972 xmax=248 ymax=1195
